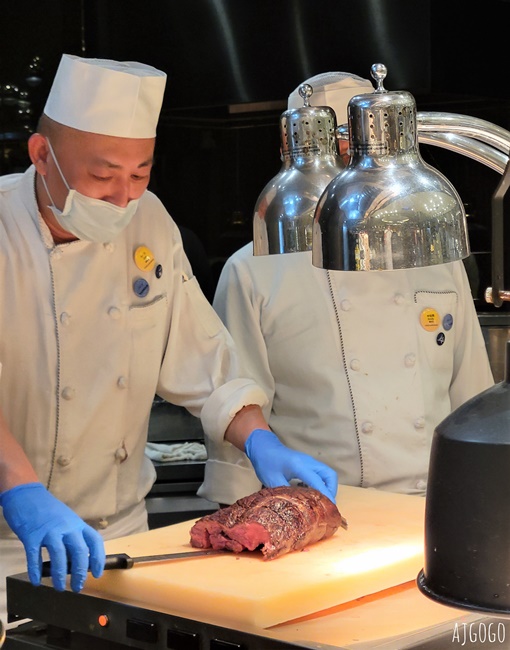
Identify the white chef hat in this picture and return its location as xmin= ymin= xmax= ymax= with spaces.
xmin=288 ymin=71 xmax=373 ymax=124
xmin=43 ymin=54 xmax=167 ymax=138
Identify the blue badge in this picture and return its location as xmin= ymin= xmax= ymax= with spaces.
xmin=436 ymin=332 xmax=446 ymax=346
xmin=133 ymin=277 xmax=150 ymax=298
xmin=443 ymin=313 xmax=453 ymax=331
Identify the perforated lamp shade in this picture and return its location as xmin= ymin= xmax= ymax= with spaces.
xmin=253 ymin=84 xmax=344 ymax=255
xmin=312 ymin=64 xmax=469 ymax=271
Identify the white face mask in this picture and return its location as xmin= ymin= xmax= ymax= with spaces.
xmin=40 ymin=139 xmax=141 ymax=243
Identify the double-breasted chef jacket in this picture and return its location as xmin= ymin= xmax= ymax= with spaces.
xmin=199 ymin=243 xmax=494 ymax=506
xmin=0 ymin=166 xmax=267 ymax=537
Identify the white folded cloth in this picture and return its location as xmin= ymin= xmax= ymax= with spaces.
xmin=145 ymin=441 xmax=207 ymax=462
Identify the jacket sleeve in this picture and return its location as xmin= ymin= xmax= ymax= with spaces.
xmin=212 ymin=254 xmax=275 ymax=422
xmin=198 ymin=252 xmax=279 ymax=504
xmin=450 ymin=260 xmax=494 ymax=410
xmin=155 ymin=229 xmax=267 ymax=446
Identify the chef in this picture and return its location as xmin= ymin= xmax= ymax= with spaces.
xmin=198 ymin=71 xmax=495 ymax=506
xmin=0 ymin=54 xmax=337 ymax=621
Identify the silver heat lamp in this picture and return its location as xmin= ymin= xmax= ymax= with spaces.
xmin=312 ymin=63 xmax=470 ymax=271
xmin=253 ymin=84 xmax=344 ymax=255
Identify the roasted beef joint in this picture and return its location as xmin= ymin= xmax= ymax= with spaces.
xmin=190 ymin=486 xmax=347 ymax=560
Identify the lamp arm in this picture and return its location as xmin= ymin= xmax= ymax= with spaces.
xmin=416 ymin=112 xmax=510 ymax=307
xmin=417 ymin=132 xmax=508 ymax=174
xmin=417 ymin=112 xmax=510 ymax=154
xmin=487 ymin=159 xmax=510 ymax=307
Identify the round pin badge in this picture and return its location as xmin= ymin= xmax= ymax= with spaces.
xmin=155 ymin=264 xmax=163 ymax=279
xmin=134 ymin=245 xmax=156 ymax=272
xmin=436 ymin=332 xmax=446 ymax=346
xmin=420 ymin=308 xmax=440 ymax=332
xmin=443 ymin=313 xmax=453 ymax=331
xmin=133 ymin=277 xmax=150 ymax=298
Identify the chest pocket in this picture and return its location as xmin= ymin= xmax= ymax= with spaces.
xmin=128 ymin=294 xmax=168 ymax=397
xmin=129 ymin=293 xmax=167 ymax=330
xmin=414 ymin=291 xmax=457 ymax=372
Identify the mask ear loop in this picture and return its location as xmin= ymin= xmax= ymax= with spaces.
xmin=45 ymin=138 xmax=71 ymax=191
xmin=39 ymin=174 xmax=58 ymax=209
xmin=39 ymin=138 xmax=71 ymax=210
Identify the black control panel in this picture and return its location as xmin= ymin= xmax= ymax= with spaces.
xmin=5 ymin=574 xmax=300 ymax=650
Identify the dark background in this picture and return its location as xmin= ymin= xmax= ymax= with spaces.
xmin=1 ymin=0 xmax=509 ymax=312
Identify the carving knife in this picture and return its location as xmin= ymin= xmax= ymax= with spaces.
xmin=41 ymin=549 xmax=226 ymax=576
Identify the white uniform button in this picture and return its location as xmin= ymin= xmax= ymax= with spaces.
xmin=108 ymin=307 xmax=121 ymax=320
xmin=405 ymin=353 xmax=416 ymax=368
xmin=361 ymin=421 xmax=374 ymax=434
xmin=61 ymin=386 xmax=75 ymax=401
xmin=416 ymin=479 xmax=427 ymax=491
xmin=340 ymin=299 xmax=351 ymax=312
xmin=350 ymin=359 xmax=361 ymax=371
xmin=394 ymin=293 xmax=405 ymax=305
xmin=117 ymin=376 xmax=128 ymax=389
xmin=60 ymin=312 xmax=71 ymax=326
xmin=98 ymin=519 xmax=109 ymax=530
xmin=103 ymin=242 xmax=115 ymax=252
xmin=414 ymin=417 xmax=426 ymax=429
xmin=57 ymin=455 xmax=71 ymax=467
xmin=115 ymin=447 xmax=128 ymax=462
xmin=51 ymin=249 xmax=62 ymax=261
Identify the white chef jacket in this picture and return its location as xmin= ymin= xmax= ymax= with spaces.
xmin=0 ymin=166 xmax=267 ymax=545
xmin=198 ymin=243 xmax=494 ymax=505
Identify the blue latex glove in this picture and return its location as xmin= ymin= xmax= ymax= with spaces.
xmin=244 ymin=429 xmax=338 ymax=503
xmin=0 ymin=482 xmax=105 ymax=592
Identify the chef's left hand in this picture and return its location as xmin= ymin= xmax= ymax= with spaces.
xmin=244 ymin=429 xmax=338 ymax=503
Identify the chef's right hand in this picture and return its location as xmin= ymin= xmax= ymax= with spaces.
xmin=0 ymin=482 xmax=105 ymax=592
xmin=244 ymin=429 xmax=338 ymax=503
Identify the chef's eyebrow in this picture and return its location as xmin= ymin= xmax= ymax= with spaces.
xmin=92 ymin=157 xmax=154 ymax=169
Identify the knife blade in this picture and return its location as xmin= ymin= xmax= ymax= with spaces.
xmin=41 ymin=549 xmax=226 ymax=577
xmin=104 ymin=549 xmax=226 ymax=569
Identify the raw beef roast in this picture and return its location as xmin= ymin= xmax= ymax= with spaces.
xmin=189 ymin=486 xmax=347 ymax=560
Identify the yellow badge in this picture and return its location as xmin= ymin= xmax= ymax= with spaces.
xmin=134 ymin=246 xmax=156 ymax=272
xmin=420 ymin=308 xmax=440 ymax=331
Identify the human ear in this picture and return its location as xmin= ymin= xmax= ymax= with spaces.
xmin=28 ymin=134 xmax=50 ymax=174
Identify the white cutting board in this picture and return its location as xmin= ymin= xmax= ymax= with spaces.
xmin=84 ymin=485 xmax=425 ymax=629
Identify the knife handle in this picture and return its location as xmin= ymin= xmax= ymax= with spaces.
xmin=41 ymin=553 xmax=134 ymax=577
xmin=104 ymin=553 xmax=134 ymax=570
